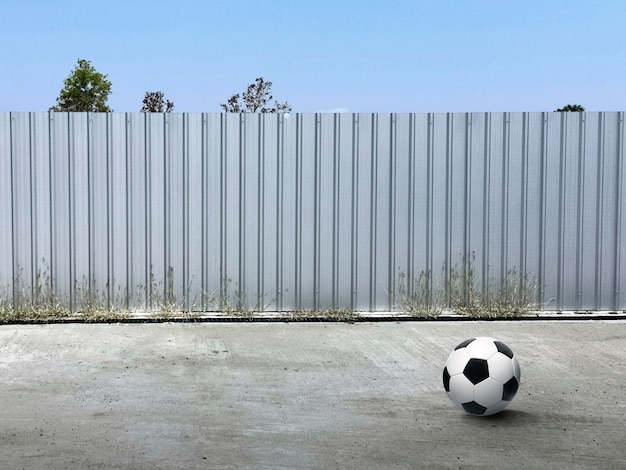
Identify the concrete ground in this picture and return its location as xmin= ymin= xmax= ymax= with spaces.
xmin=0 ymin=320 xmax=625 ymax=469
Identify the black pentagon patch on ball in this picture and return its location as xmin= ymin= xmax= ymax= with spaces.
xmin=462 ymin=401 xmax=487 ymax=415
xmin=443 ymin=367 xmax=451 ymax=392
xmin=502 ymin=377 xmax=519 ymax=401
xmin=454 ymin=338 xmax=476 ymax=350
xmin=494 ymin=341 xmax=514 ymax=359
xmin=463 ymin=358 xmax=489 ymax=384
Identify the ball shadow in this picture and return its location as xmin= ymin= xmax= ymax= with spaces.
xmin=462 ymin=408 xmax=539 ymax=425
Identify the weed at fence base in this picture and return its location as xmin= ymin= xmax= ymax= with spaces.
xmin=395 ymin=270 xmax=445 ymax=318
xmin=448 ymin=256 xmax=540 ymax=318
xmin=1 ymin=258 xmax=541 ymax=322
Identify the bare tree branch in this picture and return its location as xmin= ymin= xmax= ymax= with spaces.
xmin=221 ymin=78 xmax=291 ymax=113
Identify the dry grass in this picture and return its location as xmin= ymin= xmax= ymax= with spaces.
xmin=0 ymin=260 xmax=539 ymax=322
xmin=448 ymin=255 xmax=539 ymax=318
xmin=395 ymin=270 xmax=445 ymax=318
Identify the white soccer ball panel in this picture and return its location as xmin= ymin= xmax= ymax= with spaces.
xmin=473 ymin=378 xmax=504 ymax=408
xmin=446 ymin=391 xmax=462 ymax=409
xmin=448 ymin=374 xmax=475 ymax=404
xmin=445 ymin=348 xmax=471 ymax=376
xmin=465 ymin=337 xmax=498 ymax=359
xmin=482 ymin=400 xmax=511 ymax=416
xmin=487 ymin=352 xmax=515 ymax=383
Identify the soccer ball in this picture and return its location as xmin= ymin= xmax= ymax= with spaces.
xmin=443 ymin=337 xmax=521 ymax=416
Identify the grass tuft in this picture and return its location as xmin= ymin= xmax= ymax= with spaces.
xmin=0 ymin=265 xmax=71 ymax=323
xmin=395 ymin=270 xmax=444 ymax=318
xmin=448 ymin=254 xmax=539 ymax=318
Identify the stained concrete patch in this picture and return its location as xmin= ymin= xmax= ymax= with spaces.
xmin=0 ymin=321 xmax=625 ymax=469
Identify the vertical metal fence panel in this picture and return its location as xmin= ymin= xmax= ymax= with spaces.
xmin=0 ymin=114 xmax=12 ymax=301
xmin=407 ymin=114 xmax=429 ymax=289
xmin=317 ymin=114 xmax=336 ymax=309
xmin=1 ymin=112 xmax=625 ymax=312
xmin=617 ymin=112 xmax=626 ymax=310
xmin=390 ymin=114 xmax=411 ymax=307
xmin=48 ymin=114 xmax=70 ymax=306
xmin=32 ymin=113 xmax=46 ymax=291
xmin=352 ymin=113 xmax=373 ymax=310
xmin=373 ymin=113 xmax=393 ymax=310
xmin=465 ymin=113 xmax=484 ymax=287
xmin=579 ymin=112 xmax=600 ymax=309
xmin=69 ymin=114 xmax=89 ymax=309
xmin=599 ymin=113 xmax=622 ymax=309
xmin=200 ymin=114 xmax=223 ymax=307
xmin=277 ymin=113 xmax=297 ymax=310
xmin=221 ymin=114 xmax=241 ymax=305
xmin=429 ymin=114 xmax=452 ymax=294
xmin=88 ymin=113 xmax=110 ymax=302
xmin=108 ymin=113 xmax=128 ymax=308
xmin=484 ymin=113 xmax=504 ymax=291
xmin=185 ymin=113 xmax=204 ymax=309
xmin=502 ymin=112 xmax=519 ymax=286
xmin=164 ymin=114 xmax=185 ymax=306
xmin=336 ymin=114 xmax=356 ymax=309
xmin=145 ymin=113 xmax=164 ymax=304
xmin=559 ymin=112 xmax=584 ymax=309
xmin=297 ymin=114 xmax=318 ymax=309
xmin=240 ymin=114 xmax=261 ymax=309
xmin=541 ymin=113 xmax=562 ymax=308
xmin=255 ymin=115 xmax=277 ymax=310
xmin=448 ymin=114 xmax=468 ymax=276
xmin=522 ymin=114 xmax=545 ymax=304
xmin=27 ymin=114 xmax=50 ymax=297
xmin=124 ymin=113 xmax=144 ymax=306
xmin=9 ymin=113 xmax=33 ymax=298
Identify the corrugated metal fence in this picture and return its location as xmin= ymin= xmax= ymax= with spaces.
xmin=1 ymin=112 xmax=624 ymax=312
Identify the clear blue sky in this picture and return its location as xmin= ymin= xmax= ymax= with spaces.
xmin=1 ymin=0 xmax=625 ymax=113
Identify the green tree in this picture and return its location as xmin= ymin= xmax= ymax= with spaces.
xmin=556 ymin=104 xmax=585 ymax=112
xmin=50 ymin=59 xmax=112 ymax=112
xmin=141 ymin=91 xmax=174 ymax=112
xmin=221 ymin=77 xmax=291 ymax=113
